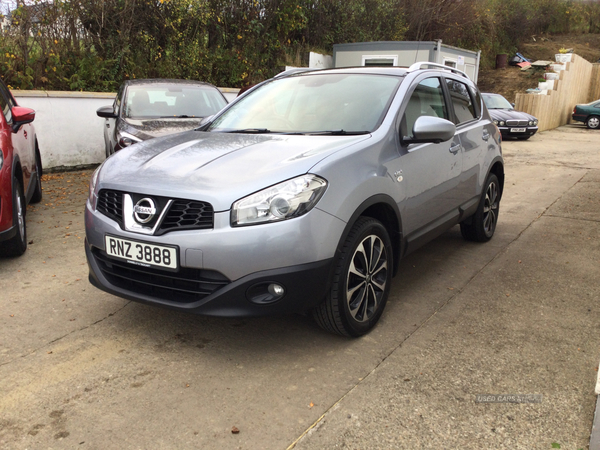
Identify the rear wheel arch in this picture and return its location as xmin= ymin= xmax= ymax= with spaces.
xmin=489 ymin=160 xmax=505 ymax=202
xmin=586 ymin=115 xmax=600 ymax=129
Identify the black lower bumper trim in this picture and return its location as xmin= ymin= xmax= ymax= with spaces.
xmin=86 ymin=239 xmax=333 ymax=317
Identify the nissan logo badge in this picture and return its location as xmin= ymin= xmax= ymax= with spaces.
xmin=133 ymin=198 xmax=156 ymax=224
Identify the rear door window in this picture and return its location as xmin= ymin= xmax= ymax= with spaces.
xmin=445 ymin=79 xmax=477 ymax=124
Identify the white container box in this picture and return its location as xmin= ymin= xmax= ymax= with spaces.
xmin=544 ymin=72 xmax=559 ymax=80
xmin=555 ymin=53 xmax=573 ymax=63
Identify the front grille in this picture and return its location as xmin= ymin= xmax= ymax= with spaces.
xmin=97 ymin=190 xmax=214 ymax=233
xmin=159 ymin=200 xmax=214 ymax=232
xmin=506 ymin=119 xmax=528 ymax=127
xmin=93 ymin=248 xmax=230 ymax=303
xmin=97 ymin=190 xmax=124 ymax=227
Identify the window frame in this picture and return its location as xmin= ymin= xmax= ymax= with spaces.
xmin=442 ymin=76 xmax=480 ymax=126
xmin=398 ymin=75 xmax=450 ymax=141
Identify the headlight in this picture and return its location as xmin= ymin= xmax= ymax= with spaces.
xmin=232 ymin=175 xmax=327 ymax=226
xmin=117 ymin=131 xmax=142 ymax=148
xmin=499 ymin=121 xmax=505 ymax=126
xmin=533 ymin=120 xmax=538 ymax=126
xmin=493 ymin=120 xmax=498 ymax=125
xmin=88 ymin=165 xmax=102 ymax=210
xmin=529 ymin=120 xmax=533 ymax=126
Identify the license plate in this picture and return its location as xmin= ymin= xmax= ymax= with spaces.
xmin=105 ymin=235 xmax=178 ymax=270
xmin=511 ymin=127 xmax=526 ymax=132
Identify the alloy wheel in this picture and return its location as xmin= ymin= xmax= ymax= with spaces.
xmin=346 ymin=234 xmax=388 ymax=322
xmin=483 ymin=180 xmax=499 ymax=235
xmin=15 ymin=192 xmax=24 ymax=240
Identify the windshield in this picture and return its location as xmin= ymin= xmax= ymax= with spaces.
xmin=124 ymin=84 xmax=227 ymax=119
xmin=208 ymin=73 xmax=401 ymax=134
xmin=482 ymin=93 xmax=513 ymax=110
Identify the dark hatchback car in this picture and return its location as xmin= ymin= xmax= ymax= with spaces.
xmin=0 ymin=79 xmax=42 ymax=256
xmin=96 ymin=79 xmax=228 ymax=157
xmin=482 ymin=93 xmax=538 ymax=140
xmin=572 ymin=99 xmax=600 ymax=129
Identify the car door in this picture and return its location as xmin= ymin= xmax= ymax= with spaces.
xmin=105 ymin=84 xmax=124 ymax=153
xmin=390 ymin=76 xmax=463 ymax=246
xmin=0 ymin=84 xmax=33 ymax=194
xmin=444 ymin=78 xmax=486 ymax=209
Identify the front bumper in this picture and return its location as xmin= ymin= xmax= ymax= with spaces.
xmin=86 ymin=238 xmax=333 ymax=316
xmin=498 ymin=126 xmax=538 ymax=138
xmin=85 ymin=199 xmax=346 ymax=316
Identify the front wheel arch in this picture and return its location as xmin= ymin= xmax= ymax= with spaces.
xmin=333 ymin=195 xmax=403 ymax=277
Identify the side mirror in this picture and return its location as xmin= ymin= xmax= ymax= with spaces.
xmin=97 ymin=105 xmax=118 ymax=119
xmin=403 ymin=116 xmax=456 ymax=144
xmin=510 ymin=102 xmax=515 ymax=108
xmin=11 ymin=106 xmax=35 ymax=133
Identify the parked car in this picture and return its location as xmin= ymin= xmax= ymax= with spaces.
xmin=97 ymin=79 xmax=228 ymax=158
xmin=572 ymin=99 xmax=600 ymax=129
xmin=0 ymin=80 xmax=42 ymax=256
xmin=85 ymin=63 xmax=504 ymax=336
xmin=482 ymin=93 xmax=538 ymax=140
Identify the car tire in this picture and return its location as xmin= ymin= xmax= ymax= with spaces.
xmin=30 ymin=146 xmax=43 ymax=203
xmin=586 ymin=116 xmax=600 ymax=129
xmin=460 ymin=173 xmax=500 ymax=242
xmin=313 ymin=217 xmax=393 ymax=337
xmin=2 ymin=177 xmax=27 ymax=256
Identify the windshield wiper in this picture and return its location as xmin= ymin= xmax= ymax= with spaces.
xmin=307 ymin=130 xmax=369 ymax=136
xmin=160 ymin=115 xmax=196 ymax=118
xmin=226 ymin=128 xmax=272 ymax=134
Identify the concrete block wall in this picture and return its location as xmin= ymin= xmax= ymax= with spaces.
xmin=515 ymin=54 xmax=593 ymax=132
xmin=13 ymin=88 xmax=239 ymax=170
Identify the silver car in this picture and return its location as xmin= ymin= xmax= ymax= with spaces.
xmin=85 ymin=63 xmax=504 ymax=337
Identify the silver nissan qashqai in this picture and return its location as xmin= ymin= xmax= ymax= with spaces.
xmin=85 ymin=63 xmax=504 ymax=337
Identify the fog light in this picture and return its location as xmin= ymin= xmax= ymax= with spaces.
xmin=247 ymin=282 xmax=286 ymax=304
xmin=269 ymin=284 xmax=285 ymax=296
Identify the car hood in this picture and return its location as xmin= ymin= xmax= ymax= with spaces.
xmin=487 ymin=109 xmax=537 ymax=122
xmin=98 ymin=131 xmax=371 ymax=211
xmin=121 ymin=118 xmax=204 ymax=140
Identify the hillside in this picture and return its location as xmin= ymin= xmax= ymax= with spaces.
xmin=477 ymin=33 xmax=600 ymax=102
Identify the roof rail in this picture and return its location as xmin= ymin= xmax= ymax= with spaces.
xmin=406 ymin=62 xmax=470 ymax=80
xmin=274 ymin=68 xmax=321 ymax=78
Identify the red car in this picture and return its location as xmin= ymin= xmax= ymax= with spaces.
xmin=0 ymin=80 xmax=42 ymax=256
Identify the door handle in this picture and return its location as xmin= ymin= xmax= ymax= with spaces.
xmin=449 ymin=143 xmax=461 ymax=154
xmin=106 ymin=123 xmax=110 ymax=128
xmin=482 ymin=131 xmax=490 ymax=141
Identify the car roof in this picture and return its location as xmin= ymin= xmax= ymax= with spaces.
xmin=282 ymin=67 xmax=410 ymax=78
xmin=123 ymin=79 xmax=218 ymax=88
xmin=278 ymin=64 xmax=472 ymax=83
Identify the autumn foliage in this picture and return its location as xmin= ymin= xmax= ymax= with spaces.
xmin=1 ymin=0 xmax=599 ymax=91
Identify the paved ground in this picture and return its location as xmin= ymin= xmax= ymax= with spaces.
xmin=0 ymin=125 xmax=598 ymax=449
